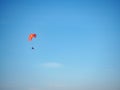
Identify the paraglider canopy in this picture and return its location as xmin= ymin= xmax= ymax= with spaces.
xmin=28 ymin=33 xmax=36 ymax=41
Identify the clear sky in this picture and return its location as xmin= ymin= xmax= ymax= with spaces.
xmin=0 ymin=0 xmax=120 ymax=90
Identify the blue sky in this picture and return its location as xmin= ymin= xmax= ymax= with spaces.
xmin=0 ymin=0 xmax=120 ymax=90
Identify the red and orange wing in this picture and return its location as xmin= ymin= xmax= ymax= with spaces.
xmin=28 ymin=34 xmax=36 ymax=41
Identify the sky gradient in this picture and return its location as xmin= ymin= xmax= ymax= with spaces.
xmin=0 ymin=0 xmax=120 ymax=90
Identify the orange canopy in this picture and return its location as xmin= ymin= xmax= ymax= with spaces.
xmin=28 ymin=34 xmax=36 ymax=41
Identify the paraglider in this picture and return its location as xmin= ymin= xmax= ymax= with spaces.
xmin=32 ymin=47 xmax=34 ymax=49
xmin=28 ymin=33 xmax=37 ymax=49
